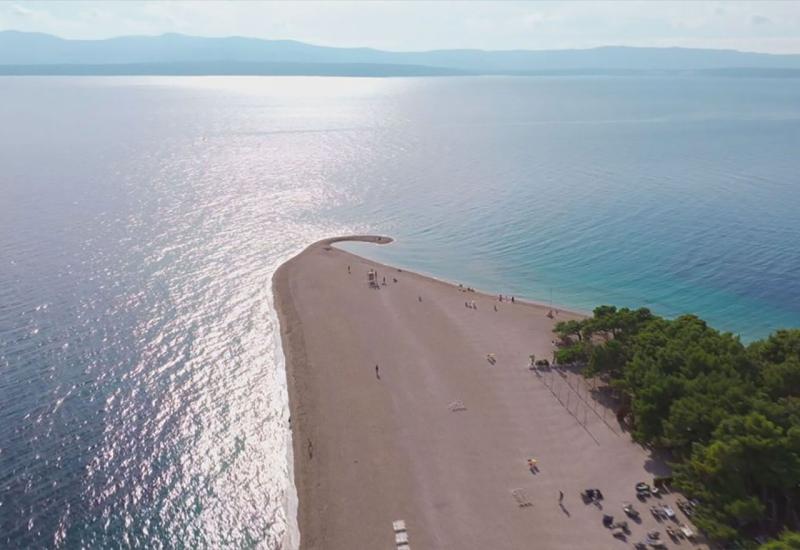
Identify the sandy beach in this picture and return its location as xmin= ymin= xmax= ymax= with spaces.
xmin=274 ymin=236 xmax=707 ymax=550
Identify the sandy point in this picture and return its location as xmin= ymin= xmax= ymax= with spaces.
xmin=274 ymin=236 xmax=707 ymax=550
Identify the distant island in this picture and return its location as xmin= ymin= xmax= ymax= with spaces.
xmin=2 ymin=30 xmax=800 ymax=77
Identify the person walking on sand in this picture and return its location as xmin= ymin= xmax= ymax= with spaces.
xmin=347 ymin=265 xmax=351 ymax=274
xmin=375 ymin=364 xmax=380 ymax=379
xmin=559 ymin=491 xmax=564 ymax=503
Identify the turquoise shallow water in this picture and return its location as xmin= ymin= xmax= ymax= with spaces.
xmin=336 ymin=76 xmax=800 ymax=341
xmin=0 ymin=76 xmax=798 ymax=548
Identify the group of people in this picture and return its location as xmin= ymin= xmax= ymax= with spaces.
xmin=465 ymin=300 xmax=478 ymax=309
xmin=355 ymin=265 xmax=399 ymax=289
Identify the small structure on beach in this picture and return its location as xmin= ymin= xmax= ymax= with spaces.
xmin=448 ymin=400 xmax=467 ymax=412
xmin=367 ymin=269 xmax=379 ymax=289
xmin=393 ymin=520 xmax=410 ymax=549
xmin=511 ymin=488 xmax=533 ymax=508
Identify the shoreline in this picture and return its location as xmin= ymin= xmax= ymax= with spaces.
xmin=274 ymin=235 xmax=706 ymax=549
xmin=273 ymin=235 xmax=396 ymax=549
xmin=333 ymin=241 xmax=593 ymax=320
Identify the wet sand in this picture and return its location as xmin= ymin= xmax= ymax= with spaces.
xmin=274 ymin=236 xmax=706 ymax=550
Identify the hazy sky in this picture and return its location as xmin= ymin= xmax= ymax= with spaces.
xmin=2 ymin=1 xmax=800 ymax=54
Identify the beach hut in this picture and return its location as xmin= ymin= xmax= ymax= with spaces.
xmin=367 ymin=269 xmax=379 ymax=288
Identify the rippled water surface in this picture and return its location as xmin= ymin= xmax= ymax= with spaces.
xmin=1 ymin=76 xmax=799 ymax=548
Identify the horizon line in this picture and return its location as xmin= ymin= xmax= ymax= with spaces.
xmin=2 ymin=29 xmax=798 ymax=58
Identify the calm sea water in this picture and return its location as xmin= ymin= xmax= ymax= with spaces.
xmin=1 ymin=76 xmax=799 ymax=548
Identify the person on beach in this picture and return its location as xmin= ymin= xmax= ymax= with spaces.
xmin=559 ymin=491 xmax=564 ymax=503
xmin=418 ymin=296 xmax=422 ymax=302
xmin=347 ymin=265 xmax=351 ymax=274
xmin=511 ymin=296 xmax=515 ymax=303
xmin=375 ymin=364 xmax=380 ymax=379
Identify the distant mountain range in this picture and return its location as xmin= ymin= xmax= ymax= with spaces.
xmin=2 ymin=30 xmax=800 ymax=77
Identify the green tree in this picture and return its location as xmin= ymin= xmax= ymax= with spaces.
xmin=553 ymin=311 xmax=800 ymax=543
xmin=760 ymin=531 xmax=800 ymax=549
xmin=554 ymin=319 xmax=585 ymax=342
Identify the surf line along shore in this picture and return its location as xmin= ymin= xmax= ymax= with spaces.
xmin=273 ymin=236 xmax=706 ymax=550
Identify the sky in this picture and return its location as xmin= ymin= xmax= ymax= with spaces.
xmin=1 ymin=1 xmax=800 ymax=54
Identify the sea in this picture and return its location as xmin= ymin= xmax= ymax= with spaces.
xmin=1 ymin=75 xmax=799 ymax=548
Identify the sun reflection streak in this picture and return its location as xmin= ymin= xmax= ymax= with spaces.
xmin=1 ymin=76 xmax=392 ymax=548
